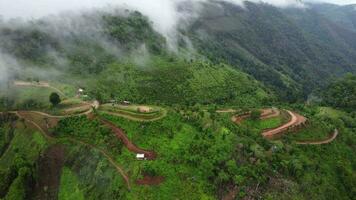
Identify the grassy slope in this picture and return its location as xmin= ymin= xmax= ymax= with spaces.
xmin=89 ymin=57 xmax=271 ymax=106
xmin=58 ymin=168 xmax=84 ymax=200
xmin=0 ymin=123 xmax=48 ymax=169
xmin=100 ymin=112 xmax=231 ymax=199
xmin=242 ymin=117 xmax=283 ymax=131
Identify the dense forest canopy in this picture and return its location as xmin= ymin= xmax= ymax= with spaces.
xmin=322 ymin=74 xmax=356 ymax=111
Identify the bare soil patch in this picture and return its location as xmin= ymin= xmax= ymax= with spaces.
xmin=100 ymin=118 xmax=157 ymax=160
xmin=136 ymin=175 xmax=165 ymax=185
xmin=232 ymin=108 xmax=280 ymax=124
xmin=32 ymin=145 xmax=65 ymax=200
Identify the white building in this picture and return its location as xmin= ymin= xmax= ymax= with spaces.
xmin=136 ymin=154 xmax=145 ymax=160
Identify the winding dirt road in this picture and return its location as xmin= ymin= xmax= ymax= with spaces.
xmin=11 ymin=111 xmax=131 ymax=189
xmin=232 ymin=108 xmax=280 ymax=124
xmin=262 ymin=110 xmax=306 ymax=138
xmin=13 ymin=81 xmax=67 ymax=97
xmin=100 ymin=118 xmax=157 ymax=160
xmin=296 ymin=129 xmax=339 ymax=145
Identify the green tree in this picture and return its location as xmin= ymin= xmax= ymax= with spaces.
xmin=250 ymin=109 xmax=262 ymax=120
xmin=49 ymin=92 xmax=61 ymax=107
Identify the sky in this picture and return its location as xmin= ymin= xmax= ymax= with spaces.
xmin=309 ymin=0 xmax=356 ymax=4
xmin=0 ymin=0 xmax=355 ymax=21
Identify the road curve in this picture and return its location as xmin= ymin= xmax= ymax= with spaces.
xmin=14 ymin=81 xmax=67 ymax=97
xmin=262 ymin=110 xmax=306 ymax=138
xmin=18 ymin=101 xmax=98 ymax=119
xmin=99 ymin=118 xmax=157 ymax=160
xmin=13 ymin=111 xmax=131 ymax=189
xmin=296 ymin=129 xmax=339 ymax=145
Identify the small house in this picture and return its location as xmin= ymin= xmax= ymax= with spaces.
xmin=122 ymin=101 xmax=131 ymax=105
xmin=136 ymin=154 xmax=145 ymax=160
xmin=138 ymin=106 xmax=151 ymax=113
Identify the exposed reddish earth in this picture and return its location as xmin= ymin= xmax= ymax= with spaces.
xmin=12 ymin=111 xmax=131 ymax=189
xmin=135 ymin=175 xmax=165 ymax=185
xmin=262 ymin=110 xmax=307 ymax=138
xmin=296 ymin=129 xmax=339 ymax=145
xmin=222 ymin=186 xmax=238 ymax=200
xmin=260 ymin=109 xmax=280 ymax=119
xmin=66 ymin=138 xmax=131 ymax=189
xmin=232 ymin=108 xmax=280 ymax=124
xmin=100 ymin=118 xmax=157 ymax=160
xmin=32 ymin=145 xmax=65 ymax=200
xmin=98 ymin=117 xmax=165 ymax=185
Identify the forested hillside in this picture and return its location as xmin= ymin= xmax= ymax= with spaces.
xmin=0 ymin=1 xmax=355 ymax=200
xmin=186 ymin=1 xmax=356 ymax=101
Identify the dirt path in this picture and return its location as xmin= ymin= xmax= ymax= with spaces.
xmin=136 ymin=175 xmax=164 ymax=185
xmin=262 ymin=110 xmax=306 ymax=138
xmin=260 ymin=108 xmax=280 ymax=119
xmin=13 ymin=111 xmax=131 ymax=189
xmin=216 ymin=109 xmax=238 ymax=113
xmin=232 ymin=108 xmax=280 ymax=124
xmin=100 ymin=118 xmax=157 ymax=160
xmin=14 ymin=81 xmax=67 ymax=97
xmin=32 ymin=145 xmax=65 ymax=200
xmin=22 ymin=101 xmax=98 ymax=119
xmin=100 ymin=109 xmax=166 ymax=122
xmin=65 ymin=138 xmax=131 ymax=189
xmin=296 ymin=129 xmax=339 ymax=145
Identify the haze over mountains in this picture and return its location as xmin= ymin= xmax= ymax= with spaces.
xmin=1 ymin=0 xmax=355 ymax=102
xmin=0 ymin=1 xmax=355 ymax=200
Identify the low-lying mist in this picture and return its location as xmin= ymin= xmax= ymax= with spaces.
xmin=0 ymin=0 xmax=310 ymax=85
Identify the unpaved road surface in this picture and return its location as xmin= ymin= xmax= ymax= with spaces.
xmin=14 ymin=81 xmax=66 ymax=97
xmin=297 ymin=129 xmax=339 ymax=145
xmin=216 ymin=109 xmax=238 ymax=113
xmin=100 ymin=118 xmax=157 ymax=160
xmin=136 ymin=175 xmax=164 ymax=185
xmin=32 ymin=145 xmax=65 ymax=200
xmin=262 ymin=110 xmax=306 ymax=138
xmin=232 ymin=108 xmax=280 ymax=124
xmin=13 ymin=111 xmax=131 ymax=189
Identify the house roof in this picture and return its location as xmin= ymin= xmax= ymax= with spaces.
xmin=136 ymin=154 xmax=145 ymax=158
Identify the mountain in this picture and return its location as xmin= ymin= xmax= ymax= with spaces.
xmin=1 ymin=2 xmax=356 ymax=103
xmin=185 ymin=1 xmax=356 ymax=101
xmin=0 ymin=1 xmax=355 ymax=200
xmin=308 ymin=3 xmax=356 ymax=32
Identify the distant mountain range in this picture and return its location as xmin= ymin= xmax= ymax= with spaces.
xmin=0 ymin=1 xmax=355 ymax=102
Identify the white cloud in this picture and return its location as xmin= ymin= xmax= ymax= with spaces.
xmin=306 ymin=0 xmax=356 ymax=5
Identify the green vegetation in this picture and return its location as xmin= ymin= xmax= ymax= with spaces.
xmin=322 ymin=74 xmax=356 ymax=111
xmin=103 ymin=11 xmax=166 ymax=53
xmin=243 ymin=116 xmax=283 ymax=131
xmin=0 ymin=86 xmax=63 ymax=111
xmin=50 ymin=92 xmax=61 ymax=107
xmin=0 ymin=2 xmax=355 ymax=200
xmin=285 ymin=120 xmax=334 ymax=141
xmin=0 ymin=122 xmax=48 ymax=199
xmin=250 ymin=109 xmax=262 ymax=120
xmin=58 ymin=167 xmax=85 ymax=200
xmin=99 ymin=104 xmax=166 ymax=121
xmin=89 ymin=58 xmax=270 ymax=106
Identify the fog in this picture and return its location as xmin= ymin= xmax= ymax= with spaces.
xmin=1 ymin=1 xmax=355 ymax=42
xmin=0 ymin=1 xmax=307 ymax=43
xmin=0 ymin=0 xmax=354 ymax=84
xmin=0 ymin=52 xmax=18 ymax=83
